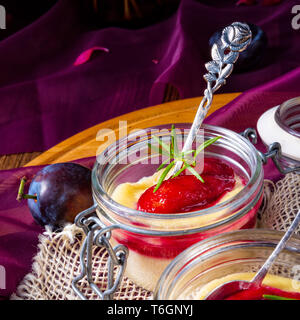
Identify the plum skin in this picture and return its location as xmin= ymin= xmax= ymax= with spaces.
xmin=28 ymin=163 xmax=93 ymax=229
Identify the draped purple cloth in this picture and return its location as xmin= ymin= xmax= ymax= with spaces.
xmin=0 ymin=0 xmax=300 ymax=155
xmin=1 ymin=0 xmax=300 ymax=299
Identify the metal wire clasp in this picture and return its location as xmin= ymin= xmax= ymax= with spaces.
xmin=72 ymin=204 xmax=128 ymax=300
xmin=240 ymin=128 xmax=300 ymax=174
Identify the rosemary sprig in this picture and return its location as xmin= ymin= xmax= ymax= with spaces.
xmin=153 ymin=160 xmax=175 ymax=193
xmin=263 ymin=294 xmax=299 ymax=301
xmin=149 ymin=125 xmax=221 ymax=193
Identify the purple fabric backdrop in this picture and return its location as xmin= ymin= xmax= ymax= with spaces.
xmin=1 ymin=0 xmax=300 ymax=300
xmin=0 ymin=0 xmax=300 ymax=155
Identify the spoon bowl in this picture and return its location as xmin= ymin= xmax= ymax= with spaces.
xmin=204 ymin=280 xmax=254 ymax=300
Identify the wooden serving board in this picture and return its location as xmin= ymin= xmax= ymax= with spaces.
xmin=25 ymin=92 xmax=241 ymax=167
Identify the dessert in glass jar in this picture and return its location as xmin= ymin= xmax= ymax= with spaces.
xmin=92 ymin=124 xmax=264 ymax=291
xmin=154 ymin=229 xmax=300 ymax=300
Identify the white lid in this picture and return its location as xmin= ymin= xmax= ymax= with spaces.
xmin=257 ymin=105 xmax=300 ymax=161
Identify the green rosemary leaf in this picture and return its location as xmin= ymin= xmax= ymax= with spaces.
xmin=182 ymin=149 xmax=194 ymax=156
xmin=263 ymin=294 xmax=298 ymax=300
xmin=153 ymin=135 xmax=171 ymax=157
xmin=153 ymin=160 xmax=175 ymax=193
xmin=157 ymin=158 xmax=170 ymax=172
xmin=183 ymin=161 xmax=205 ymax=183
xmin=177 ymin=149 xmax=194 ymax=164
xmin=171 ymin=125 xmax=179 ymax=158
xmin=194 ymin=136 xmax=221 ymax=159
xmin=149 ymin=141 xmax=170 ymax=157
xmin=170 ymin=125 xmax=175 ymax=158
xmin=172 ymin=163 xmax=187 ymax=178
xmin=148 ymin=142 xmax=160 ymax=154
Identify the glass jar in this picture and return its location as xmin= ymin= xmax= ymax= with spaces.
xmin=92 ymin=123 xmax=264 ymax=292
xmin=154 ymin=229 xmax=300 ymax=299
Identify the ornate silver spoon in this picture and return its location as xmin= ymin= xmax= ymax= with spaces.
xmin=173 ymin=22 xmax=252 ymax=174
xmin=205 ymin=209 xmax=300 ymax=300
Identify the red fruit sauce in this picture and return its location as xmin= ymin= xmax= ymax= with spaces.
xmin=224 ymin=285 xmax=300 ymax=300
xmin=112 ymin=158 xmax=261 ymax=259
xmin=137 ymin=158 xmax=236 ymax=213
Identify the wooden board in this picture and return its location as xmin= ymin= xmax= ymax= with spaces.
xmin=25 ymin=92 xmax=241 ymax=166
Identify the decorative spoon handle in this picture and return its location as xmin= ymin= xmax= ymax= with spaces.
xmin=251 ymin=209 xmax=300 ymax=287
xmin=173 ymin=22 xmax=252 ymax=174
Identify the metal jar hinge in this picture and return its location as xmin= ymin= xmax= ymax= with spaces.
xmin=71 ymin=204 xmax=128 ymax=300
xmin=240 ymin=128 xmax=300 ymax=174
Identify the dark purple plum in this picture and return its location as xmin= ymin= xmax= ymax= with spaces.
xmin=209 ymin=23 xmax=268 ymax=73
xmin=27 ymin=162 xmax=93 ymax=229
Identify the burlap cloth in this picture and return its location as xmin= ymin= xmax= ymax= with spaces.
xmin=10 ymin=172 xmax=300 ymax=300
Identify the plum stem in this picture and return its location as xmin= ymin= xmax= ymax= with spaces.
xmin=17 ymin=176 xmax=37 ymax=201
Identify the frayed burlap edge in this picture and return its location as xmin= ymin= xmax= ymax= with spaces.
xmin=10 ymin=224 xmax=153 ymax=300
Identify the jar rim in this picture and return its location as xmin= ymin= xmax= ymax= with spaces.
xmin=275 ymin=96 xmax=300 ymax=139
xmin=92 ymin=123 xmax=263 ymax=233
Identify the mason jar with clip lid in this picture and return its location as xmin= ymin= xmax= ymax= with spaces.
xmin=71 ymin=119 xmax=300 ymax=300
